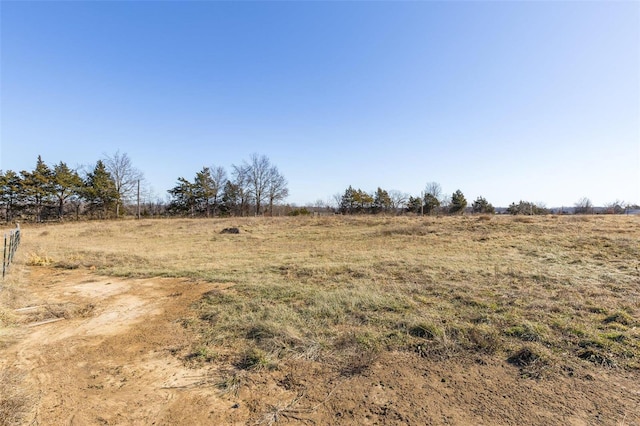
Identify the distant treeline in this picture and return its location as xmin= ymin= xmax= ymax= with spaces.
xmin=0 ymin=154 xmax=635 ymax=223
xmin=0 ymin=153 xmax=289 ymax=222
xmin=331 ymin=185 xmax=633 ymax=216
xmin=0 ymin=152 xmax=144 ymax=222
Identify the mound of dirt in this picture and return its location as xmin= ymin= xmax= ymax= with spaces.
xmin=220 ymin=227 xmax=240 ymax=234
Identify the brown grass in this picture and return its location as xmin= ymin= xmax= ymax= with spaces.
xmin=9 ymin=215 xmax=640 ymax=375
xmin=0 ymin=368 xmax=32 ymax=426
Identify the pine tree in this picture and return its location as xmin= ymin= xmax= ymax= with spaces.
xmin=0 ymin=170 xmax=23 ymax=222
xmin=471 ymin=196 xmax=495 ymax=214
xmin=84 ymin=160 xmax=118 ymax=219
xmin=449 ymin=190 xmax=467 ymax=215
xmin=373 ymin=188 xmax=392 ymax=214
xmin=52 ymin=162 xmax=83 ymax=220
xmin=167 ymin=177 xmax=197 ymax=216
xmin=423 ymin=193 xmax=440 ymax=215
xmin=339 ymin=186 xmax=357 ymax=214
xmin=21 ymin=156 xmax=54 ymax=222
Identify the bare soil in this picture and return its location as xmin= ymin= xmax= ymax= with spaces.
xmin=2 ymin=266 xmax=639 ymax=425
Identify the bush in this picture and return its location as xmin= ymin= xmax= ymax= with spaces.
xmin=288 ymin=208 xmax=311 ymax=216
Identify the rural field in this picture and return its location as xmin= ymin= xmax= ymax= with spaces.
xmin=1 ymin=215 xmax=639 ymax=425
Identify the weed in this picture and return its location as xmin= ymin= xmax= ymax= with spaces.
xmin=26 ymin=251 xmax=53 ymax=266
xmin=236 ymin=347 xmax=274 ymax=371
xmin=216 ymin=370 xmax=246 ymax=396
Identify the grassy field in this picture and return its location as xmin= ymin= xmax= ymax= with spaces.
xmin=17 ymin=214 xmax=640 ymax=379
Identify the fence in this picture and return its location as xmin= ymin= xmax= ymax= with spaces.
xmin=2 ymin=224 xmax=21 ymax=279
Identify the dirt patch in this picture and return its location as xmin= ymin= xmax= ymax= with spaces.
xmin=0 ymin=268 xmax=223 ymax=425
xmin=1 ymin=267 xmax=639 ymax=425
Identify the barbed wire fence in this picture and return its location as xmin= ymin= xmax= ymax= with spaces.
xmin=2 ymin=224 xmax=21 ymax=279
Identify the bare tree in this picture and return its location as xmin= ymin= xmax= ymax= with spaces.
xmin=231 ymin=163 xmax=251 ymax=216
xmin=209 ymin=166 xmax=227 ymax=216
xmin=388 ymin=190 xmax=409 ymax=212
xmin=240 ymin=154 xmax=271 ymax=216
xmin=574 ymin=197 xmax=593 ymax=214
xmin=331 ymin=193 xmax=343 ymax=211
xmin=266 ymin=165 xmax=289 ymax=215
xmin=103 ymin=151 xmax=143 ymax=217
xmin=604 ymin=200 xmax=626 ymax=214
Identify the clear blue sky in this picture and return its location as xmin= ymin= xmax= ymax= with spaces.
xmin=1 ymin=1 xmax=638 ymax=207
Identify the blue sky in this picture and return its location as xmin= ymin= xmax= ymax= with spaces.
xmin=1 ymin=1 xmax=638 ymax=207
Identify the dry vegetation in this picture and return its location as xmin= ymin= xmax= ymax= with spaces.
xmin=17 ymin=215 xmax=640 ymax=371
xmin=2 ymin=214 xmax=640 ymax=424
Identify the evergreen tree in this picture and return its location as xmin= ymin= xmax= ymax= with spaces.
xmin=339 ymin=186 xmax=357 ymax=214
xmin=167 ymin=177 xmax=197 ymax=216
xmin=194 ymin=167 xmax=217 ymax=217
xmin=449 ymin=190 xmax=467 ymax=215
xmin=52 ymin=162 xmax=83 ymax=220
xmin=21 ymin=156 xmax=54 ymax=222
xmin=84 ymin=160 xmax=118 ymax=219
xmin=354 ymin=189 xmax=374 ymax=214
xmin=373 ymin=187 xmax=392 ymax=214
xmin=507 ymin=200 xmax=548 ymax=215
xmin=0 ymin=170 xmax=23 ymax=223
xmin=406 ymin=196 xmax=422 ymax=214
xmin=471 ymin=196 xmax=495 ymax=214
xmin=423 ymin=193 xmax=440 ymax=215
xmin=220 ymin=181 xmax=241 ymax=216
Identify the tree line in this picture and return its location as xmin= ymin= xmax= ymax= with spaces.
xmin=167 ymin=154 xmax=288 ymax=217
xmin=333 ymin=183 xmax=634 ymax=216
xmin=0 ymin=153 xmax=289 ymax=222
xmin=336 ymin=183 xmax=494 ymax=216
xmin=0 ymin=152 xmax=142 ymax=222
xmin=1 ymin=153 xmax=635 ymax=223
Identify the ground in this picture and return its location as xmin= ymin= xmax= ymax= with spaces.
xmin=1 ymin=268 xmax=637 ymax=425
xmin=0 ymin=217 xmax=640 ymax=426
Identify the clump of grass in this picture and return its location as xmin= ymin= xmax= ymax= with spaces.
xmin=0 ymin=307 xmax=18 ymax=328
xmin=216 ymin=370 xmax=246 ymax=396
xmin=236 ymin=347 xmax=275 ymax=371
xmin=26 ymin=251 xmax=53 ymax=266
xmin=504 ymin=322 xmax=548 ymax=342
xmin=513 ymin=217 xmax=535 ymax=223
xmin=406 ymin=321 xmax=442 ymax=339
xmin=507 ymin=346 xmax=550 ymax=379
xmin=603 ymin=311 xmax=634 ymax=326
xmin=466 ymin=324 xmax=501 ymax=354
xmin=185 ymin=346 xmax=218 ymax=363
xmin=334 ymin=330 xmax=382 ymax=376
xmin=578 ymin=349 xmax=617 ymax=367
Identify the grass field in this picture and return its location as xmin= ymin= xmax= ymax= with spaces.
xmin=18 ymin=214 xmax=640 ymax=377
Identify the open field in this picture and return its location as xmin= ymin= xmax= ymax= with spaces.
xmin=1 ymin=215 xmax=639 ymax=425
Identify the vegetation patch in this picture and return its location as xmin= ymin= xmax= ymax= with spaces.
xmin=14 ymin=215 xmax=640 ymax=378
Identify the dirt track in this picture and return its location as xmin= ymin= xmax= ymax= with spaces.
xmin=2 ymin=268 xmax=639 ymax=425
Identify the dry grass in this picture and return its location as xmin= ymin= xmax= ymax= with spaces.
xmin=10 ymin=215 xmax=640 ymax=375
xmin=0 ymin=368 xmax=32 ymax=426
